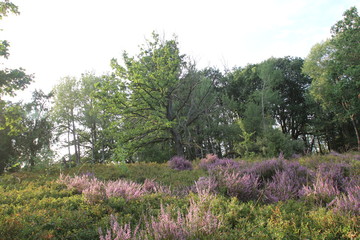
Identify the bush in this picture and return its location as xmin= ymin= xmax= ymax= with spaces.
xmin=246 ymin=158 xmax=285 ymax=183
xmin=317 ymin=162 xmax=350 ymax=191
xmin=199 ymin=154 xmax=242 ymax=172
xmin=221 ymin=171 xmax=260 ymax=202
xmin=264 ymin=170 xmax=302 ymax=203
xmin=192 ymin=176 xmax=219 ymax=195
xmin=99 ymin=196 xmax=221 ymax=240
xmin=264 ymin=162 xmax=311 ymax=203
xmin=99 ymin=214 xmax=140 ymax=240
xmin=199 ymin=154 xmax=219 ymax=171
xmin=332 ymin=185 xmax=360 ymax=215
xmin=1 ymin=158 xmax=359 ymax=239
xmin=105 ymin=179 xmax=145 ymax=200
xmin=301 ymin=172 xmax=340 ymax=205
xmin=168 ymin=156 xmax=193 ymax=171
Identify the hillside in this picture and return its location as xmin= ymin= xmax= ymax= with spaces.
xmin=0 ymin=153 xmax=359 ymax=240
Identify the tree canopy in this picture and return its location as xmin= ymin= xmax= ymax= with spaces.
xmin=1 ymin=6 xmax=360 ymax=169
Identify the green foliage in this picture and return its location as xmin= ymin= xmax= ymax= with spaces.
xmin=65 ymin=163 xmax=130 ymax=181
xmin=304 ymin=7 xmax=360 ymax=151
xmin=259 ymin=127 xmax=304 ymax=158
xmin=0 ymin=178 xmax=109 ymax=240
xmin=1 ymin=156 xmax=359 ymax=239
xmin=96 ymin=33 xmax=219 ymax=160
xmin=126 ymin=162 xmax=204 ymax=187
xmin=0 ymin=91 xmax=54 ymax=172
xmin=0 ymin=0 xmax=19 ymax=20
xmin=0 ymin=0 xmax=32 ymax=97
xmin=52 ymin=76 xmax=81 ymax=164
xmin=0 ymin=1 xmax=34 ymax=174
xmin=234 ymin=119 xmax=256 ymax=158
xmin=1 ymin=5 xmax=360 ymax=240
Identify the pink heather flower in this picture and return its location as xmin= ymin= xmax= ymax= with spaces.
xmin=199 ymin=154 xmax=219 ymax=170
xmin=105 ymin=179 xmax=145 ymax=200
xmin=99 ymin=197 xmax=222 ymax=240
xmin=168 ymin=156 xmax=193 ymax=171
xmin=148 ymin=205 xmax=188 ymax=240
xmin=99 ymin=214 xmax=140 ymax=240
xmin=331 ymin=185 xmax=360 ymax=215
xmin=83 ymin=178 xmax=106 ymax=204
xmin=58 ymin=173 xmax=93 ymax=193
xmin=300 ymin=171 xmax=340 ymax=204
xmin=143 ymin=179 xmax=171 ymax=195
xmin=264 ymin=166 xmax=309 ymax=203
xmin=199 ymin=154 xmax=242 ymax=172
xmin=185 ymin=198 xmax=221 ymax=235
xmin=192 ymin=176 xmax=218 ymax=195
xmin=221 ymin=171 xmax=260 ymax=201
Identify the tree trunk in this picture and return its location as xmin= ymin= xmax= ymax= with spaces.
xmin=101 ymin=137 xmax=105 ymax=163
xmin=77 ymin=136 xmax=81 ymax=163
xmin=67 ymin=120 xmax=71 ymax=162
xmin=350 ymin=115 xmax=360 ymax=151
xmin=91 ymin=122 xmax=97 ymax=163
xmin=29 ymin=149 xmax=36 ymax=167
xmin=317 ymin=137 xmax=323 ymax=154
xmin=171 ymin=129 xmax=184 ymax=156
xmin=71 ymin=115 xmax=80 ymax=165
xmin=261 ymin=82 xmax=266 ymax=131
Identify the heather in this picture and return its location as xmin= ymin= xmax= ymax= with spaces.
xmin=1 ymin=153 xmax=360 ymax=239
xmin=168 ymin=156 xmax=193 ymax=171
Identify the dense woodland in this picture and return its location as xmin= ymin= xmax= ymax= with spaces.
xmin=1 ymin=3 xmax=360 ymax=173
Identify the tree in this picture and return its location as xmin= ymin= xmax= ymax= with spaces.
xmin=224 ymin=57 xmax=308 ymax=157
xmin=0 ymin=0 xmax=32 ymax=97
xmin=0 ymin=0 xmax=32 ymax=173
xmin=52 ymin=77 xmax=81 ymax=164
xmin=13 ymin=90 xmax=53 ymax=167
xmin=0 ymin=100 xmax=21 ymax=173
xmin=269 ymin=57 xmax=311 ymax=140
xmin=303 ymin=7 xmax=360 ymax=151
xmin=97 ymin=33 xmax=217 ymax=160
xmin=223 ymin=64 xmax=262 ymax=117
xmin=78 ymin=73 xmax=113 ymax=163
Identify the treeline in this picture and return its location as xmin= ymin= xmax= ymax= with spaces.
xmin=0 ymin=5 xmax=359 ymax=172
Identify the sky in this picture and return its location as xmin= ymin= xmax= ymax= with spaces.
xmin=2 ymin=0 xmax=360 ymax=100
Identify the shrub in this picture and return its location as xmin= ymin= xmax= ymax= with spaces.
xmin=317 ymin=162 xmax=350 ymax=192
xmin=199 ymin=154 xmax=219 ymax=171
xmin=82 ymin=178 xmax=106 ymax=204
xmin=58 ymin=173 xmax=93 ymax=193
xmin=192 ymin=176 xmax=219 ymax=195
xmin=332 ymin=185 xmax=360 ymax=215
xmin=185 ymin=198 xmax=221 ymax=236
xmin=59 ymin=174 xmax=149 ymax=203
xmin=168 ymin=156 xmax=193 ymax=171
xmin=264 ymin=162 xmax=311 ymax=203
xmin=147 ymin=205 xmax=189 ymax=240
xmin=264 ymin=170 xmax=301 ymax=203
xmin=148 ymin=199 xmax=221 ymax=239
xmin=246 ymin=158 xmax=285 ymax=183
xmin=99 ymin=214 xmax=140 ymax=240
xmin=143 ymin=179 xmax=172 ymax=195
xmin=300 ymin=162 xmax=352 ymax=205
xmin=99 ymin=197 xmax=221 ymax=240
xmin=105 ymin=179 xmax=145 ymax=200
xmin=221 ymin=171 xmax=260 ymax=201
xmin=300 ymin=171 xmax=340 ymax=204
xmin=199 ymin=154 xmax=242 ymax=172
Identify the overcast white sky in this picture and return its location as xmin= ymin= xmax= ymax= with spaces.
xmin=2 ymin=0 xmax=359 ymax=99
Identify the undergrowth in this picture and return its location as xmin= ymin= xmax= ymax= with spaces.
xmin=0 ymin=152 xmax=359 ymax=239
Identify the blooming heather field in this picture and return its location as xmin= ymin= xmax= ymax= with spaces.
xmin=0 ymin=153 xmax=359 ymax=239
